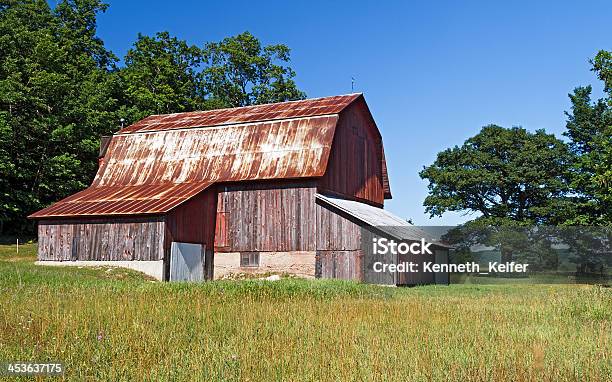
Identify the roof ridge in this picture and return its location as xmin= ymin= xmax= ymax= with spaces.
xmin=118 ymin=93 xmax=362 ymax=134
xmin=115 ymin=113 xmax=338 ymax=136
xmin=145 ymin=93 xmax=363 ymax=118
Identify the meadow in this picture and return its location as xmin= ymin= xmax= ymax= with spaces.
xmin=0 ymin=242 xmax=610 ymax=381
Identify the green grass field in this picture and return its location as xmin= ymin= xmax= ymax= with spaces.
xmin=0 ymin=243 xmax=610 ymax=381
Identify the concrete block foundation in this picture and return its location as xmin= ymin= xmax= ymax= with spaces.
xmin=35 ymin=260 xmax=164 ymax=280
xmin=214 ymin=251 xmax=316 ymax=279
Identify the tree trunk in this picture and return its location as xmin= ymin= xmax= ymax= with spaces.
xmin=500 ymin=245 xmax=512 ymax=263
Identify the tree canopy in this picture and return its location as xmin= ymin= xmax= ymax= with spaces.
xmin=419 ymin=125 xmax=573 ymax=225
xmin=120 ymin=31 xmax=206 ymax=121
xmin=201 ymin=32 xmax=306 ymax=108
xmin=0 ymin=0 xmax=120 ymax=233
xmin=0 ymin=0 xmax=306 ymax=234
xmin=421 ymin=50 xmax=612 ymax=227
xmin=563 ymin=50 xmax=612 ymax=224
xmin=422 ymin=50 xmax=612 ymax=272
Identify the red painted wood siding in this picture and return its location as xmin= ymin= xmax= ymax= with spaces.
xmin=318 ymin=101 xmax=385 ymax=206
xmin=165 ymin=188 xmax=217 ymax=279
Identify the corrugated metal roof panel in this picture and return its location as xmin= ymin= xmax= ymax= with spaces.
xmin=94 ymin=115 xmax=338 ymax=187
xmin=29 ymin=182 xmax=211 ymax=218
xmin=118 ymin=94 xmax=360 ymax=134
xmin=316 ymin=194 xmax=409 ymax=227
xmin=315 ymin=194 xmax=449 ymax=247
xmin=30 ymin=114 xmax=338 ymax=218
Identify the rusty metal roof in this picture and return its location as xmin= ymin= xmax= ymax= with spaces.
xmin=30 ymin=94 xmax=391 ymax=219
xmin=94 ymin=115 xmax=338 ymax=187
xmin=30 ymin=113 xmax=339 ymax=218
xmin=29 ymin=182 xmax=212 ymax=218
xmin=119 ymin=93 xmax=361 ymax=134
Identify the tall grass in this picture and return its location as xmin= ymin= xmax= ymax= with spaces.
xmin=0 ymin=243 xmax=610 ymax=381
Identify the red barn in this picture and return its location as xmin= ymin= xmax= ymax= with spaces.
xmin=29 ymin=94 xmax=448 ymax=284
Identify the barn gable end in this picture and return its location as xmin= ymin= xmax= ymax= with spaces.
xmin=318 ymin=99 xmax=390 ymax=206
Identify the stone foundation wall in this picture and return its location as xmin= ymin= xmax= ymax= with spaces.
xmin=213 ymin=251 xmax=316 ymax=279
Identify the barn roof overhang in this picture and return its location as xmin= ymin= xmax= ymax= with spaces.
xmin=28 ymin=182 xmax=212 ymax=219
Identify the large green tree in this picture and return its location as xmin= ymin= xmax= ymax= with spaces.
xmin=0 ymin=0 xmax=121 ymax=234
xmin=420 ymin=125 xmax=573 ymax=225
xmin=0 ymin=2 xmax=306 ymax=234
xmin=563 ymin=50 xmax=612 ymax=225
xmin=118 ymin=30 xmax=306 ymax=123
xmin=119 ymin=31 xmax=206 ymax=121
xmin=420 ymin=126 xmax=575 ymax=264
xmin=201 ymin=31 xmax=305 ymax=107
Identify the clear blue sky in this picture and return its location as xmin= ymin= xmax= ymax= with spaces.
xmin=90 ymin=0 xmax=609 ymax=225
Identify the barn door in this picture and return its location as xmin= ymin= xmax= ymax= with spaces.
xmin=169 ymin=242 xmax=205 ymax=282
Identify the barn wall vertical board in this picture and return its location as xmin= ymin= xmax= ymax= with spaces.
xmin=315 ymin=201 xmax=364 ymax=281
xmin=37 ymin=217 xmax=165 ymax=261
xmin=318 ymin=101 xmax=386 ymax=206
xmin=215 ymin=180 xmax=317 ymax=253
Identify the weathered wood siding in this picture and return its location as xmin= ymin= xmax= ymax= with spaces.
xmin=318 ymin=101 xmax=385 ymax=206
xmin=165 ymin=188 xmax=217 ymax=280
xmin=396 ymin=252 xmax=436 ymax=285
xmin=215 ymin=181 xmax=316 ymax=253
xmin=315 ymin=200 xmax=364 ymax=281
xmin=37 ymin=217 xmax=165 ymax=261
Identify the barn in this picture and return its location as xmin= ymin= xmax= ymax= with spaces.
xmin=29 ymin=94 xmax=449 ymax=284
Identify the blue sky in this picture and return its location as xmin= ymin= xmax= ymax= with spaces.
xmin=89 ymin=0 xmax=609 ymax=225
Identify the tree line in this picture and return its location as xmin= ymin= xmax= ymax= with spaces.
xmin=0 ymin=1 xmax=609 ymax=241
xmin=0 ymin=0 xmax=305 ymax=234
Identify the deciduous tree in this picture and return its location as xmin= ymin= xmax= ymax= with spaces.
xmin=119 ymin=31 xmax=206 ymax=121
xmin=420 ymin=125 xmax=573 ymax=225
xmin=0 ymin=0 xmax=121 ymax=233
xmin=201 ymin=31 xmax=305 ymax=107
xmin=563 ymin=50 xmax=612 ymax=225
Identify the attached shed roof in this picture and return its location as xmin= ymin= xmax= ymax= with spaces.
xmin=315 ymin=194 xmax=449 ymax=247
xmin=30 ymin=94 xmax=391 ymax=219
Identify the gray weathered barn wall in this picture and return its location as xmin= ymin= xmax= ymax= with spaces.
xmin=315 ymin=201 xmax=364 ymax=280
xmin=215 ymin=181 xmax=317 ymax=252
xmin=37 ymin=217 xmax=165 ymax=261
xmin=213 ymin=180 xmax=317 ymax=277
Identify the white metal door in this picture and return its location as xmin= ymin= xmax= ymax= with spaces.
xmin=169 ymin=242 xmax=205 ymax=282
